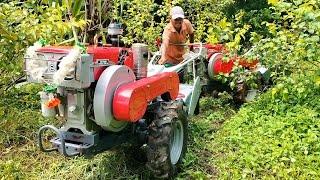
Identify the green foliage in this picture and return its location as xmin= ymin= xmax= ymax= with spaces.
xmin=1 ymin=0 xmax=320 ymax=179
xmin=108 ymin=0 xmax=235 ymax=50
xmin=224 ymin=0 xmax=273 ymax=47
xmin=110 ymin=0 xmax=163 ymax=49
xmin=212 ymin=72 xmax=320 ymax=179
xmin=209 ymin=1 xmax=320 ymax=178
xmin=0 ymin=160 xmax=24 ymax=180
xmin=179 ymin=95 xmax=236 ymax=179
xmin=0 ymin=1 xmax=71 ymax=91
xmin=0 ymin=84 xmax=53 ymax=149
xmin=250 ymin=0 xmax=320 ymax=81
xmin=216 ymin=0 xmax=320 ymax=89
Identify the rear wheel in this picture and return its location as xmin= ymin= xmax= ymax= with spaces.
xmin=146 ymin=101 xmax=188 ymax=178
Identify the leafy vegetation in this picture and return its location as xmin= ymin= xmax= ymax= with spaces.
xmin=1 ymin=0 xmax=320 ymax=179
xmin=212 ymin=73 xmax=320 ymax=179
xmin=0 ymin=85 xmax=235 ymax=179
xmin=0 ymin=1 xmax=71 ymax=91
xmin=210 ymin=0 xmax=320 ymax=178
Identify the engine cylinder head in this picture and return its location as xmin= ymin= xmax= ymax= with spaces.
xmin=132 ymin=43 xmax=148 ymax=79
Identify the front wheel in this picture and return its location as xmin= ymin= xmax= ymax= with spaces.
xmin=146 ymin=101 xmax=188 ymax=178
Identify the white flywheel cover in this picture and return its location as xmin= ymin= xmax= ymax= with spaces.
xmin=93 ymin=65 xmax=136 ymax=132
xmin=208 ymin=53 xmax=223 ymax=79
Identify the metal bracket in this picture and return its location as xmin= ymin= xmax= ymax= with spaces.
xmin=38 ymin=124 xmax=98 ymax=157
xmin=38 ymin=125 xmax=79 ymax=157
xmin=91 ymin=59 xmax=115 ymax=67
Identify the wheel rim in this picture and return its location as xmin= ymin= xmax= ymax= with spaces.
xmin=170 ymin=119 xmax=184 ymax=165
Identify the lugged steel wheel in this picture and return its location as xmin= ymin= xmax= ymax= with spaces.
xmin=146 ymin=100 xmax=188 ymax=178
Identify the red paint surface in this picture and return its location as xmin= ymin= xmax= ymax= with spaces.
xmin=113 ymin=72 xmax=179 ymax=122
xmin=212 ymin=56 xmax=259 ymax=75
xmin=205 ymin=44 xmax=225 ymax=58
xmin=37 ymin=47 xmax=71 ymax=54
xmin=191 ymin=43 xmax=226 ymax=59
xmin=87 ymin=47 xmax=119 ymax=80
xmin=123 ymin=51 xmax=133 ymax=69
xmin=37 ymin=46 xmax=134 ymax=80
xmin=213 ymin=57 xmax=234 ymax=74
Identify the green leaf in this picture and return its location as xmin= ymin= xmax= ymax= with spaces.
xmin=72 ymin=0 xmax=84 ymax=18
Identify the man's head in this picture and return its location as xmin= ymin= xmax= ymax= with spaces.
xmin=170 ymin=6 xmax=184 ymax=30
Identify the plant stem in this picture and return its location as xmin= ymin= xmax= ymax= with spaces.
xmin=65 ymin=0 xmax=79 ymax=44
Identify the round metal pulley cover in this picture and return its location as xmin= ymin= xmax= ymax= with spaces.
xmin=93 ymin=65 xmax=135 ymax=132
xmin=207 ymin=53 xmax=223 ymax=79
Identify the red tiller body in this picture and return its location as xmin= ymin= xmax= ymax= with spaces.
xmin=191 ymin=43 xmax=225 ymax=58
xmin=36 ymin=46 xmax=134 ymax=80
xmin=212 ymin=56 xmax=259 ymax=74
xmin=113 ymin=72 xmax=180 ymax=122
xmin=205 ymin=44 xmax=225 ymax=58
xmin=202 ymin=44 xmax=259 ymax=75
xmin=87 ymin=47 xmax=133 ymax=80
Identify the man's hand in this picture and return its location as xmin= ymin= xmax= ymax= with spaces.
xmin=158 ymin=57 xmax=165 ymax=65
xmin=189 ymin=44 xmax=194 ymax=51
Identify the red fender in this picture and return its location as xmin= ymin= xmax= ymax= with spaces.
xmin=113 ymin=72 xmax=179 ymax=122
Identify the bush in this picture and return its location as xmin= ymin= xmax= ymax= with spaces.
xmin=210 ymin=1 xmax=320 ymax=178
xmin=0 ymin=1 xmax=71 ymax=91
xmin=212 ymin=71 xmax=320 ymax=179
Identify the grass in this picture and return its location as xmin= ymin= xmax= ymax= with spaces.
xmin=210 ymin=74 xmax=320 ymax=179
xmin=0 ymin=74 xmax=320 ymax=179
xmin=0 ymin=84 xmax=236 ymax=179
xmin=2 ymin=75 xmax=318 ymax=179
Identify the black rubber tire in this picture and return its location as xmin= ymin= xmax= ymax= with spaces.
xmin=161 ymin=92 xmax=171 ymax=102
xmin=146 ymin=100 xmax=188 ymax=179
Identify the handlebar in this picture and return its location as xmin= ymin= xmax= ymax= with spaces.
xmin=178 ymin=42 xmax=203 ymax=65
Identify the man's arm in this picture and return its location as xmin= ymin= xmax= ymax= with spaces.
xmin=159 ymin=29 xmax=170 ymax=65
xmin=189 ymin=33 xmax=194 ymax=43
xmin=185 ymin=19 xmax=195 ymax=51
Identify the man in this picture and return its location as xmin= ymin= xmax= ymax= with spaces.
xmin=158 ymin=6 xmax=194 ymax=66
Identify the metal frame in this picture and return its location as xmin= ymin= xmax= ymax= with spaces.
xmin=38 ymin=124 xmax=135 ymax=157
xmin=38 ymin=125 xmax=85 ymax=157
